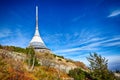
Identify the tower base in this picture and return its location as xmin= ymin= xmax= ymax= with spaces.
xmin=34 ymin=48 xmax=51 ymax=53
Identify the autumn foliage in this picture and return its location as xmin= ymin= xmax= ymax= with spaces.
xmin=0 ymin=56 xmax=36 ymax=80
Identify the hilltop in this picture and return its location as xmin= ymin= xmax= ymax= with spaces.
xmin=0 ymin=45 xmax=88 ymax=80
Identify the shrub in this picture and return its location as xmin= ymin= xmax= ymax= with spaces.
xmin=58 ymin=59 xmax=62 ymax=61
xmin=68 ymin=68 xmax=92 ymax=80
xmin=57 ymin=55 xmax=64 ymax=59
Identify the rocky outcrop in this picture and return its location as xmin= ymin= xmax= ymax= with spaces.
xmin=0 ymin=49 xmax=87 ymax=74
xmin=0 ymin=49 xmax=26 ymax=61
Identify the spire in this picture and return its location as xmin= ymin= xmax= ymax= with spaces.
xmin=36 ymin=6 xmax=38 ymax=30
xmin=34 ymin=6 xmax=40 ymax=37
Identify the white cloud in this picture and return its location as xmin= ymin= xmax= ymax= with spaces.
xmin=61 ymin=29 xmax=102 ymax=48
xmin=53 ymin=35 xmax=120 ymax=53
xmin=0 ymin=29 xmax=30 ymax=48
xmin=54 ymin=46 xmax=98 ymax=53
xmin=0 ymin=28 xmax=12 ymax=38
xmin=81 ymin=35 xmax=120 ymax=48
xmin=105 ymin=42 xmax=120 ymax=47
xmin=108 ymin=10 xmax=120 ymax=17
xmin=106 ymin=55 xmax=120 ymax=63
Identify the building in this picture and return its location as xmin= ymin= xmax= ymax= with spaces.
xmin=29 ymin=6 xmax=49 ymax=52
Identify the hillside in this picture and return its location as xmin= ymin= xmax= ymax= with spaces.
xmin=0 ymin=45 xmax=88 ymax=80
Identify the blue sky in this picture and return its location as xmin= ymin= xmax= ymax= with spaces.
xmin=0 ymin=0 xmax=120 ymax=70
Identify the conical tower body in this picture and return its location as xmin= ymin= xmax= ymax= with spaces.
xmin=29 ymin=6 xmax=47 ymax=49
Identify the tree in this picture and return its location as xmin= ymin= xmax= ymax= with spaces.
xmin=87 ymin=53 xmax=116 ymax=80
xmin=26 ymin=47 xmax=36 ymax=71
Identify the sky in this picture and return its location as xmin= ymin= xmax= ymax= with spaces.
xmin=0 ymin=0 xmax=120 ymax=70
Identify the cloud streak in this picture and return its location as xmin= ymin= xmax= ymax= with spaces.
xmin=0 ymin=28 xmax=12 ymax=38
xmin=53 ymin=35 xmax=120 ymax=53
xmin=108 ymin=10 xmax=120 ymax=17
xmin=0 ymin=28 xmax=30 ymax=48
xmin=54 ymin=47 xmax=98 ymax=53
xmin=72 ymin=15 xmax=85 ymax=22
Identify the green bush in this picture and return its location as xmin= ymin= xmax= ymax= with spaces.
xmin=66 ymin=60 xmax=69 ymax=62
xmin=52 ymin=54 xmax=64 ymax=59
xmin=57 ymin=55 xmax=64 ymax=59
xmin=58 ymin=58 xmax=62 ymax=61
xmin=68 ymin=68 xmax=92 ymax=80
xmin=0 ymin=45 xmax=27 ymax=53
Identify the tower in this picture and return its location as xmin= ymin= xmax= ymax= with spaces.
xmin=29 ymin=6 xmax=48 ymax=51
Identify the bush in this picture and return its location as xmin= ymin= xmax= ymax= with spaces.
xmin=52 ymin=54 xmax=57 ymax=57
xmin=58 ymin=59 xmax=62 ymax=61
xmin=68 ymin=68 xmax=92 ymax=80
xmin=57 ymin=55 xmax=64 ymax=59
xmin=66 ymin=60 xmax=69 ymax=62
xmin=0 ymin=45 xmax=27 ymax=53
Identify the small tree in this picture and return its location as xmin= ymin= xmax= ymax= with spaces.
xmin=87 ymin=53 xmax=116 ymax=80
xmin=26 ymin=47 xmax=37 ymax=71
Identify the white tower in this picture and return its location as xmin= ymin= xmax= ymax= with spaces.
xmin=29 ymin=6 xmax=47 ymax=50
